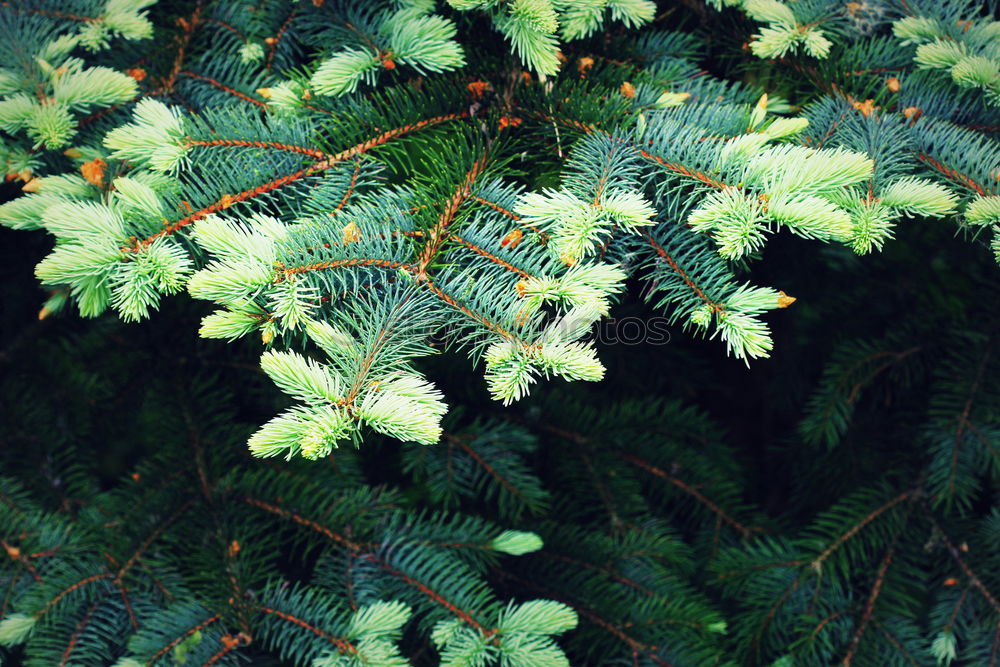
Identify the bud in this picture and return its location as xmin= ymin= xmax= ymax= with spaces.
xmin=852 ymin=99 xmax=876 ymax=117
xmin=498 ymin=116 xmax=522 ymax=130
xmin=467 ymin=81 xmax=490 ymax=99
xmin=777 ymin=291 xmax=796 ymax=308
xmin=81 ymin=158 xmax=106 ymax=188
xmin=490 ymin=530 xmax=543 ymax=555
xmin=501 ymin=228 xmax=523 ymax=248
xmin=341 ymin=221 xmax=360 ymax=244
xmin=749 ymin=93 xmax=768 ymax=130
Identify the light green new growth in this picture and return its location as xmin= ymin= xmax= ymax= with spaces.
xmin=104 ymin=99 xmax=189 ymax=172
xmin=965 ymin=195 xmax=1000 ymax=262
xmin=446 ymin=0 xmax=656 ymax=76
xmin=0 ymin=0 xmax=152 ymax=151
xmin=431 ymin=599 xmax=578 ymax=667
xmin=491 ymin=530 xmax=544 ymax=555
xmin=249 ymin=349 xmax=447 ymax=458
xmin=741 ymin=0 xmax=832 ymax=59
xmin=894 ymin=13 xmax=1000 ymax=106
xmin=0 ymin=55 xmax=137 ymax=149
xmin=515 ymin=188 xmax=655 ymax=264
xmin=0 ymin=613 xmax=35 ymax=647
xmin=965 ymin=195 xmax=1000 ymax=226
xmin=25 ymin=173 xmax=192 ymax=320
xmin=316 ymin=602 xmax=412 ymax=667
xmin=311 ymin=7 xmax=465 ymax=97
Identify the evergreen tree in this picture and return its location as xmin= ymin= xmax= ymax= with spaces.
xmin=1 ymin=0 xmax=998 ymax=665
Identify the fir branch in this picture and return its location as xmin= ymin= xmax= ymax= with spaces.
xmin=495 ymin=569 xmax=673 ymax=667
xmin=417 ymin=155 xmax=491 ymax=273
xmin=202 ymin=634 xmax=249 ymax=666
xmin=158 ymin=5 xmax=205 ymax=95
xmin=0 ymin=5 xmax=99 ymax=23
xmin=444 ymin=433 xmax=531 ymax=505
xmin=185 ymin=138 xmax=329 ymax=160
xmin=636 ymin=148 xmax=728 ymax=189
xmin=59 ymin=599 xmax=100 ymax=667
xmin=916 ymin=153 xmax=990 ymax=196
xmin=840 ymin=543 xmax=896 ymax=665
xmin=38 ymin=573 xmax=113 ymax=618
xmin=367 ymin=557 xmax=488 ymax=633
xmin=266 ymin=9 xmax=297 ymax=70
xmin=449 ymin=234 xmax=533 ymax=279
xmin=810 ymin=490 xmax=913 ymax=569
xmin=177 ymin=72 xmax=268 ymax=108
xmin=113 ymin=499 xmax=195 ymax=584
xmin=926 ymin=511 xmax=1000 ymax=616
xmin=147 ymin=614 xmax=223 ymax=663
xmin=256 ymin=606 xmax=359 ymax=656
xmin=642 ymin=232 xmax=725 ymax=313
xmin=872 ymin=619 xmax=924 ymax=667
xmin=2 ymin=539 xmax=43 ymax=583
xmin=946 ymin=343 xmax=992 ymax=500
xmin=243 ymin=496 xmax=364 ymax=552
xmin=753 ymin=576 xmax=802 ymax=661
xmin=335 ymin=159 xmax=364 ymax=211
xmin=620 ymin=453 xmax=756 ymax=538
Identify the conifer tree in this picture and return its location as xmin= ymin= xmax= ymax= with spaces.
xmin=1 ymin=0 xmax=999 ymax=665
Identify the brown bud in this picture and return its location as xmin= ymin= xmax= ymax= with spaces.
xmin=777 ymin=291 xmax=796 ymax=308
xmin=498 ymin=116 xmax=522 ymax=130
xmin=467 ymin=81 xmax=490 ymax=99
xmin=501 ymin=228 xmax=523 ymax=248
xmin=852 ymin=98 xmax=876 ymax=117
xmin=81 ymin=158 xmax=106 ymax=188
xmin=341 ymin=221 xmax=360 ymax=244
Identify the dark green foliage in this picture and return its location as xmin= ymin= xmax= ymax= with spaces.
xmin=2 ymin=0 xmax=1000 ymax=665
